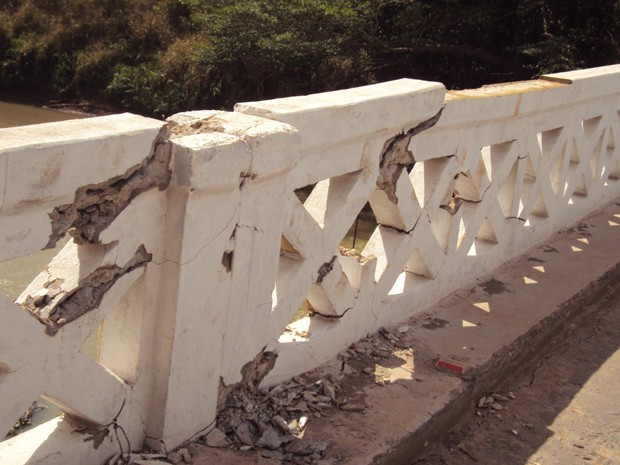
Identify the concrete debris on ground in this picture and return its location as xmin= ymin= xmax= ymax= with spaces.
xmin=206 ymin=325 xmax=408 ymax=465
xmin=103 ymin=202 xmax=620 ymax=465
xmin=475 ymin=392 xmax=516 ymax=417
xmin=109 ymin=325 xmax=411 ymax=465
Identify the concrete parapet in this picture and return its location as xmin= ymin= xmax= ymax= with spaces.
xmin=0 ymin=65 xmax=619 ymax=464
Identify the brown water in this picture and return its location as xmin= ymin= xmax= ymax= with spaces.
xmin=0 ymin=100 xmax=87 ymax=129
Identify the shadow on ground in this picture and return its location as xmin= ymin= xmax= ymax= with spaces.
xmin=410 ymin=279 xmax=620 ymax=465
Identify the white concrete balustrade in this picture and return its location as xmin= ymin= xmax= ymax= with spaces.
xmin=1 ymin=65 xmax=619 ymax=464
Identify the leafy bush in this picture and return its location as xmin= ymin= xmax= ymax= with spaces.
xmin=0 ymin=0 xmax=618 ymax=116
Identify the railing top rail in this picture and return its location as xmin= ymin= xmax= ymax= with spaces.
xmin=236 ymin=78 xmax=445 ymax=150
xmin=0 ymin=113 xmax=162 ymax=152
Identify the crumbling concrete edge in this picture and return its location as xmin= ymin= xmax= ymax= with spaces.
xmin=376 ymin=107 xmax=444 ymax=204
xmin=372 ymin=260 xmax=620 ymax=465
xmin=217 ymin=348 xmax=278 ymax=411
xmin=47 ymin=125 xmax=173 ymax=248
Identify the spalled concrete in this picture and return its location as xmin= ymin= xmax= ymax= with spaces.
xmin=1 ymin=66 xmax=619 ymax=465
xmin=21 ymin=245 xmax=152 ymax=335
xmin=376 ymin=107 xmax=444 ymax=204
xmin=47 ymin=125 xmax=172 ymax=247
xmin=184 ymin=200 xmax=620 ymax=465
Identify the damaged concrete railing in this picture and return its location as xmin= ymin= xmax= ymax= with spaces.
xmin=0 ymin=114 xmax=167 ymax=464
xmin=1 ymin=65 xmax=619 ymax=464
xmin=235 ymin=65 xmax=620 ymax=383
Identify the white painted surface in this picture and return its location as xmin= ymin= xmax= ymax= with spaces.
xmin=0 ymin=66 xmax=619 ymax=464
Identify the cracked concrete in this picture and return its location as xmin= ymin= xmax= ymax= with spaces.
xmin=439 ymin=172 xmax=493 ymax=215
xmin=23 ymin=245 xmax=152 ymax=335
xmin=378 ymin=216 xmax=422 ymax=235
xmin=221 ymin=251 xmax=234 ymax=273
xmin=3 ymin=68 xmax=620 ymax=465
xmin=309 ymin=306 xmax=353 ymax=320
xmin=376 ymin=107 xmax=444 ymax=204
xmin=187 ymin=199 xmax=620 ymax=465
xmin=47 ymin=126 xmax=173 ymax=248
xmin=316 ymin=256 xmax=337 ymax=285
xmin=218 ymin=348 xmax=278 ymax=410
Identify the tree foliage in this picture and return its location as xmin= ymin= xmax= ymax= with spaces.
xmin=1 ymin=0 xmax=618 ymax=117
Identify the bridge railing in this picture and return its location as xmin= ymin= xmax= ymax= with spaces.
xmin=1 ymin=65 xmax=619 ymax=464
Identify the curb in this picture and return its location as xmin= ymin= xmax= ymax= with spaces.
xmin=375 ymin=260 xmax=620 ymax=465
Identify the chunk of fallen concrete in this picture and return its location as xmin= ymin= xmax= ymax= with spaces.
xmin=204 ymin=427 xmax=230 ymax=448
xmin=235 ymin=422 xmax=255 ymax=446
xmin=178 ymin=448 xmax=191 ymax=462
xmin=256 ymin=427 xmax=282 ymax=450
xmin=166 ymin=452 xmax=182 ymax=465
xmin=271 ymin=415 xmax=290 ymax=433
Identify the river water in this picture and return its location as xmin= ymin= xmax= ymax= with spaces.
xmin=0 ymin=100 xmax=87 ymax=129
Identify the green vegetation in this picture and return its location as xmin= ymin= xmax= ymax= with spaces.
xmin=1 ymin=0 xmax=618 ymax=117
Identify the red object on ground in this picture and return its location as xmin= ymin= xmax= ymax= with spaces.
xmin=436 ymin=359 xmax=467 ymax=374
